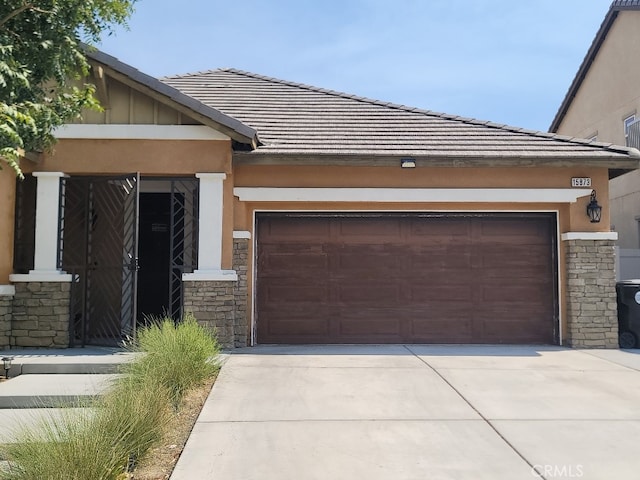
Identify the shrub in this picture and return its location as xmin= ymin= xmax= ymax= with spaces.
xmin=1 ymin=314 xmax=218 ymax=479
xmin=125 ymin=313 xmax=220 ymax=406
xmin=0 ymin=379 xmax=170 ymax=480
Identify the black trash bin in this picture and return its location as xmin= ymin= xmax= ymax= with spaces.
xmin=616 ymin=280 xmax=640 ymax=348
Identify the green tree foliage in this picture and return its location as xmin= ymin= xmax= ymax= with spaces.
xmin=0 ymin=1 xmax=137 ymax=177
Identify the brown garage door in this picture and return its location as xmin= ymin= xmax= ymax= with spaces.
xmin=256 ymin=214 xmax=556 ymax=344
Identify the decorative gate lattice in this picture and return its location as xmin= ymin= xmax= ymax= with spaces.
xmin=58 ymin=176 xmax=198 ymax=346
xmin=59 ymin=175 xmax=140 ymax=347
xmin=169 ymin=178 xmax=199 ymax=320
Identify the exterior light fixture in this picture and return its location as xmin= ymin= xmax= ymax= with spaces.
xmin=401 ymin=158 xmax=416 ymax=168
xmin=586 ymin=190 xmax=602 ymax=223
xmin=2 ymin=356 xmax=13 ymax=379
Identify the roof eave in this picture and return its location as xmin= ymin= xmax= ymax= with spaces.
xmin=233 ymin=151 xmax=640 ymax=171
xmin=83 ymin=47 xmax=258 ymax=147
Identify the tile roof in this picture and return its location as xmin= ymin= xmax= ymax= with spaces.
xmin=550 ymin=1 xmax=640 ymax=132
xmin=163 ymin=69 xmax=638 ymax=162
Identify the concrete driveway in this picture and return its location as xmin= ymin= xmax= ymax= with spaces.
xmin=171 ymin=345 xmax=640 ymax=480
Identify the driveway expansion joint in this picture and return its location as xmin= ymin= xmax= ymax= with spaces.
xmin=402 ymin=345 xmax=547 ymax=480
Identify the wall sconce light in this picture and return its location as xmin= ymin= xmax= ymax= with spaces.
xmin=586 ymin=190 xmax=602 ymax=223
xmin=2 ymin=356 xmax=13 ymax=379
xmin=401 ymin=158 xmax=416 ymax=168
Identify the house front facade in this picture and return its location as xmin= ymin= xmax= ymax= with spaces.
xmin=0 ymin=49 xmax=637 ymax=350
xmin=550 ymin=0 xmax=640 ymax=279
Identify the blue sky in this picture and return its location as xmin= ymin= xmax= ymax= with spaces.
xmin=98 ymin=0 xmax=614 ymax=132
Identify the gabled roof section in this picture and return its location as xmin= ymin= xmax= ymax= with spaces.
xmin=162 ymin=68 xmax=639 ymax=166
xmin=83 ymin=48 xmax=258 ymax=146
xmin=549 ymin=1 xmax=640 ymax=132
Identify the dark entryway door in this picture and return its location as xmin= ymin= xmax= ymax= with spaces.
xmin=137 ymin=193 xmax=171 ymax=320
xmin=256 ymin=213 xmax=557 ymax=344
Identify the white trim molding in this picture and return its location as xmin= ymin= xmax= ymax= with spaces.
xmin=561 ymin=232 xmax=618 ymax=241
xmin=233 ymin=187 xmax=593 ymax=204
xmin=54 ymin=124 xmax=230 ymax=141
xmin=0 ymin=285 xmax=16 ymax=296
xmin=182 ymin=270 xmax=238 ymax=282
xmin=10 ymin=273 xmax=73 ymax=282
xmin=233 ymin=230 xmax=252 ymax=239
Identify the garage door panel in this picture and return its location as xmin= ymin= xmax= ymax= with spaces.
xmin=410 ymin=284 xmax=474 ymax=302
xmin=260 ymin=284 xmax=330 ymax=304
xmin=478 ymin=218 xmax=551 ymax=242
xmin=409 ymin=246 xmax=472 ymax=270
xmin=262 ymin=252 xmax=328 ymax=273
xmin=334 ymin=247 xmax=403 ymax=271
xmin=479 ymin=284 xmax=551 ymax=304
xmin=259 ymin=217 xmax=331 ymax=241
xmin=338 ymin=314 xmax=402 ymax=336
xmin=478 ymin=318 xmax=551 ymax=343
xmin=256 ymin=214 xmax=556 ymax=344
xmin=263 ymin=317 xmax=331 ymax=337
xmin=338 ymin=217 xmax=403 ymax=239
xmin=409 ymin=218 xmax=472 ymax=238
xmin=337 ymin=284 xmax=402 ymax=304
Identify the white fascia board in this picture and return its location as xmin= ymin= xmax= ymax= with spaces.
xmin=561 ymin=232 xmax=618 ymax=241
xmin=54 ymin=124 xmax=230 ymax=141
xmin=233 ymin=188 xmax=593 ymax=203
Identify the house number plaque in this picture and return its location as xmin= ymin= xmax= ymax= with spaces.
xmin=571 ymin=177 xmax=592 ymax=187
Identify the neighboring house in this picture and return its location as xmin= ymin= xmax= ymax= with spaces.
xmin=0 ymin=48 xmax=638 ymax=350
xmin=550 ymin=0 xmax=640 ymax=279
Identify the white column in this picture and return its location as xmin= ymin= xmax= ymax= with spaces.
xmin=32 ymin=172 xmax=65 ymax=273
xmin=183 ymin=173 xmax=237 ymax=281
xmin=10 ymin=171 xmax=72 ymax=282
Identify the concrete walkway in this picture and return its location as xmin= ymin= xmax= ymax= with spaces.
xmin=171 ymin=345 xmax=640 ymax=480
xmin=0 ymin=347 xmax=134 ymax=443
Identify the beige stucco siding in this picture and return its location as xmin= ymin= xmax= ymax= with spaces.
xmin=556 ymin=11 xmax=640 ymax=143
xmin=611 ymin=169 xmax=640 ymax=248
xmin=0 ymin=168 xmax=16 ymax=283
xmin=22 ymin=139 xmax=232 ymax=176
xmin=232 ymin=165 xmax=610 ymax=233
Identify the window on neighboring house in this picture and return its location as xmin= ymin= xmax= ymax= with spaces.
xmin=624 ymin=114 xmax=636 ymax=138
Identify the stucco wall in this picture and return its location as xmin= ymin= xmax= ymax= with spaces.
xmin=610 ymin=169 xmax=640 ymax=248
xmin=232 ymin=165 xmax=611 ymax=233
xmin=23 ymin=138 xmax=232 ymax=176
xmin=0 ymin=168 xmax=16 ymax=284
xmin=555 ymin=11 xmax=640 ymax=143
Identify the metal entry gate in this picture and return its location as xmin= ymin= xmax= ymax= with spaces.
xmin=58 ymin=174 xmax=140 ymax=346
xmin=57 ymin=176 xmax=199 ymax=347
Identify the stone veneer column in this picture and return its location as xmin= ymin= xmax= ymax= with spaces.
xmin=9 ymin=171 xmax=72 ymax=348
xmin=563 ymin=233 xmax=618 ymax=348
xmin=0 ymin=286 xmax=14 ymax=349
xmin=232 ymin=236 xmax=249 ymax=347
xmin=182 ymin=232 xmax=251 ymax=348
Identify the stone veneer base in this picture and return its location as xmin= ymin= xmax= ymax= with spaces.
xmin=10 ymin=282 xmax=70 ymax=348
xmin=183 ymin=238 xmax=249 ymax=348
xmin=564 ymin=239 xmax=618 ymax=349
